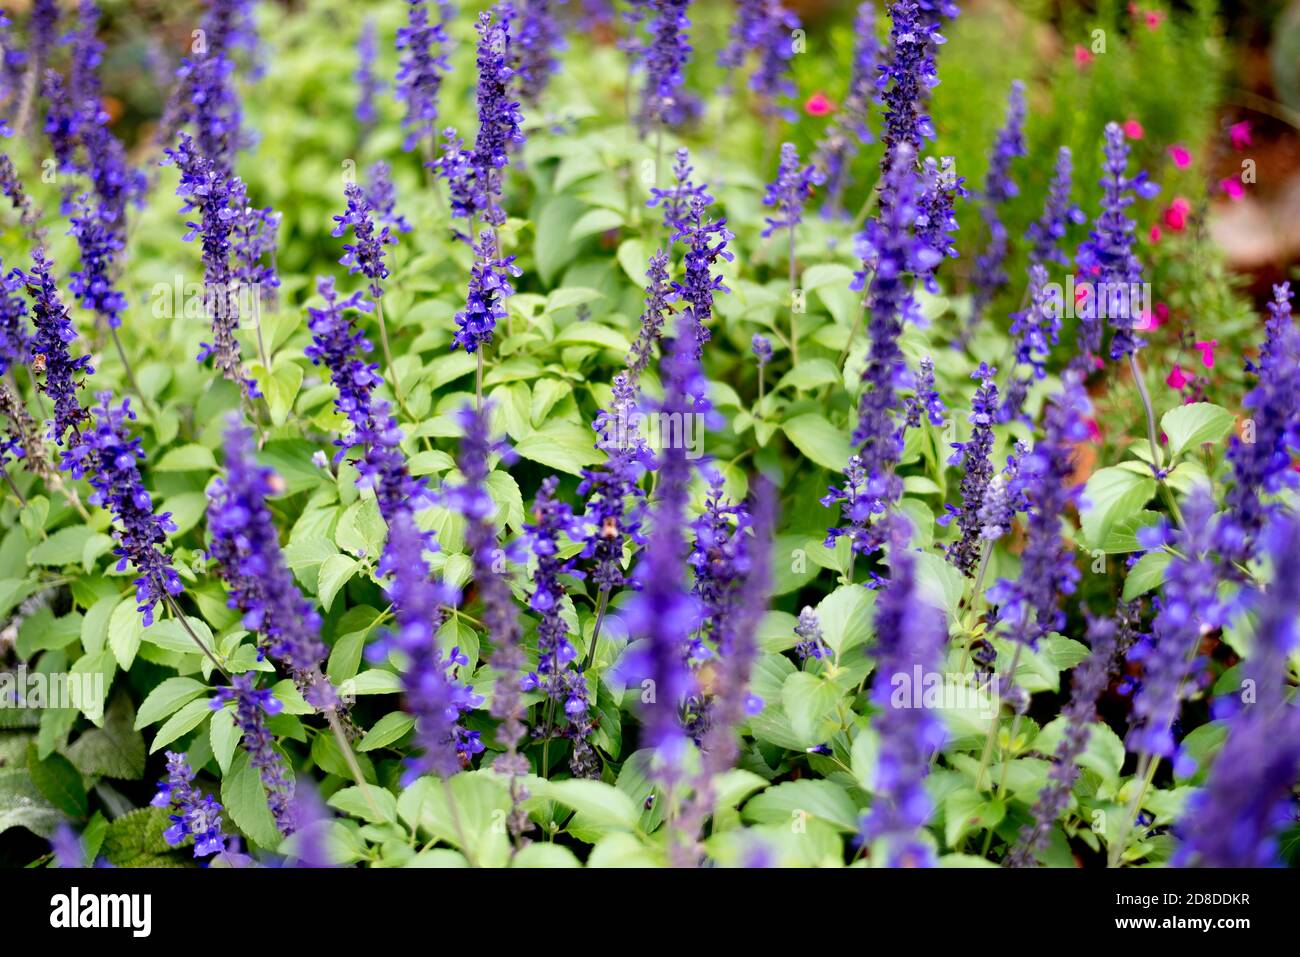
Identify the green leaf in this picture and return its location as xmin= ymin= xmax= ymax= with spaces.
xmin=358 ymin=712 xmax=415 ymax=752
xmin=1161 ymin=402 xmax=1235 ymax=458
xmin=149 ymin=698 xmax=213 ymax=753
xmin=741 ymin=779 xmax=859 ymax=833
xmin=65 ymin=693 xmax=145 ymax=780
xmin=511 ymin=842 xmax=582 ymax=867
xmin=1080 ymin=466 xmax=1157 ymax=548
xmin=407 ymin=771 xmax=512 ymax=867
xmin=209 ymin=705 xmax=240 ymax=774
xmin=553 ymin=322 xmax=630 ymax=353
xmin=0 ymin=768 xmax=61 ymax=839
xmin=1123 ymin=550 xmax=1173 ymax=600
xmin=262 ymin=361 xmax=304 ymax=426
xmin=781 ymin=672 xmax=843 ymax=745
xmin=532 ymin=777 xmax=640 ymax=831
xmin=567 ymin=209 xmax=623 ymax=244
xmin=815 ymin=584 xmax=875 ymax=657
xmin=329 ymin=785 xmax=397 ymax=824
xmin=154 ymin=443 xmax=219 ymax=472
xmin=27 ymin=744 xmax=88 ymax=819
xmin=135 ymin=677 xmax=209 ymax=729
xmin=781 ymin=414 xmax=851 ymax=472
xmin=27 ymin=526 xmax=97 ymax=567
xmin=317 ymin=554 xmax=360 ymax=612
xmin=776 ymin=359 xmax=840 ymax=393
xmin=514 ymin=419 xmax=603 ymax=475
xmin=222 ymin=750 xmax=286 ymax=849
xmin=107 ymin=597 xmax=145 ymax=671
xmin=546 ymin=286 xmax=606 ymax=313
xmin=944 ymin=789 xmax=1006 ymax=847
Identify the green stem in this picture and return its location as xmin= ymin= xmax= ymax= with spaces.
xmin=582 ymin=588 xmax=612 ymax=671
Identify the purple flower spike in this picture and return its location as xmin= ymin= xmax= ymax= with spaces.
xmin=211 ymin=673 xmax=295 ymax=835
xmin=943 ymin=363 xmax=999 ymax=577
xmin=395 ymin=0 xmax=450 ymax=153
xmin=969 ymin=80 xmax=1027 ymax=330
xmin=453 ymin=229 xmax=522 ymax=355
xmin=62 ymin=393 xmax=183 ymax=627
xmin=815 ymin=3 xmax=881 ymax=216
xmin=153 ymin=752 xmax=227 ymax=858
xmin=356 ymin=17 xmax=383 ymax=131
xmin=640 ymin=0 xmax=692 ymax=133
xmin=761 ymin=143 xmax=824 ymax=239
xmin=1026 ymin=147 xmax=1085 ymax=268
xmin=333 ymin=181 xmax=396 ymax=300
xmin=670 ymin=188 xmax=734 ymax=357
xmin=208 ymin=416 xmax=336 ymax=711
xmin=20 ymin=248 xmax=92 ymax=445
xmin=516 ymin=0 xmax=565 ymax=105
xmin=877 ymin=1 xmax=943 ymax=180
xmin=858 ymin=520 xmax=947 ymax=867
xmin=378 ymin=510 xmax=482 ymax=780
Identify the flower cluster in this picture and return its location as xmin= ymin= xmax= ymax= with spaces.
xmin=333 ymin=182 xmax=396 ymax=300
xmin=395 ymin=0 xmax=450 ymax=152
xmin=453 ymin=229 xmax=522 ymax=354
xmin=516 ymin=0 xmax=565 ymax=105
xmin=61 ymin=393 xmax=182 ymax=627
xmin=375 ymin=510 xmax=482 ymax=780
xmin=1026 ymin=146 xmax=1085 ymax=267
xmin=211 ymin=674 xmax=295 ymax=835
xmin=640 ymin=0 xmax=693 ymax=132
xmin=152 ymin=752 xmax=227 ymax=858
xmin=21 ymin=249 xmax=92 ymax=444
xmin=877 ymin=1 xmax=942 ymax=176
xmin=1075 ymin=122 xmax=1159 ymax=364
xmin=1001 ymin=263 xmax=1060 ymax=422
xmin=943 ymin=364 xmax=999 ymax=577
xmin=304 ymin=277 xmax=428 ymax=523
xmin=670 ymin=193 xmax=734 ymax=356
xmin=207 ymin=417 xmax=335 ymax=710
xmin=626 ymin=248 xmax=672 ymax=382
xmin=914 ymin=156 xmax=966 ymax=293
xmin=986 ymin=374 xmax=1090 ymax=645
xmin=814 ymin=2 xmax=880 ymax=215
xmin=761 ymin=142 xmax=823 ymax=238
xmin=969 ymin=81 xmax=1027 ymax=329
xmin=355 ymin=17 xmax=382 ymax=131
xmin=858 ymin=524 xmax=947 ymax=867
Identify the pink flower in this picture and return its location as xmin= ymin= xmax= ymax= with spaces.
xmin=1144 ymin=10 xmax=1164 ymax=29
xmin=1154 ymin=301 xmax=1170 ymax=327
xmin=1086 ymin=419 xmax=1102 ymax=442
xmin=1194 ymin=339 xmax=1218 ymax=369
xmin=1168 ymin=144 xmax=1192 ymax=168
xmin=1163 ymin=196 xmax=1192 ymax=231
xmin=1166 ymin=363 xmax=1188 ymax=390
xmin=1149 ymin=223 xmax=1163 ymax=243
xmin=1219 ymin=177 xmax=1245 ymax=200
xmin=1229 ymin=120 xmax=1252 ymax=151
xmin=1074 ymin=45 xmax=1094 ymax=67
xmin=1122 ymin=118 xmax=1145 ymax=140
xmin=804 ymin=91 xmax=835 ymax=117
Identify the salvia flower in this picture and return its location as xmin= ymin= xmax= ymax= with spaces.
xmin=1125 ymin=488 xmax=1224 ymax=766
xmin=814 ymin=2 xmax=880 ymax=216
xmin=877 ymin=1 xmax=942 ymax=179
xmin=211 ymin=674 xmax=295 ymax=834
xmin=304 ymin=276 xmax=428 ymax=523
xmin=356 ymin=17 xmax=383 ymax=131
xmin=1027 ymin=147 xmax=1085 ymax=268
xmin=913 ymin=155 xmax=965 ymax=293
xmin=968 ymin=81 xmax=1027 ymax=329
xmin=516 ymin=0 xmax=565 ymax=105
xmin=446 ymin=403 xmax=530 ymax=834
xmin=376 ymin=509 xmax=481 ymax=780
xmin=62 ymin=394 xmax=182 ymax=626
xmin=21 ymin=248 xmax=92 ymax=445
xmin=858 ymin=521 xmax=947 ymax=866
xmin=794 ymin=605 xmax=827 ymax=661
xmin=739 ymin=1 xmax=800 ymax=118
xmin=467 ymin=7 xmax=524 ymax=226
xmin=66 ymin=193 xmax=127 ymax=329
xmin=453 ymin=228 xmax=522 ymax=354
xmin=334 ymin=182 xmax=396 ymax=300
xmin=761 ymin=142 xmax=824 ymax=238
xmin=751 ymin=333 xmax=772 ymax=366
xmin=1075 ymin=122 xmax=1159 ymax=364
xmin=0 ymin=151 xmax=44 ymax=240
xmin=0 ymin=262 xmax=30 ymax=375
xmin=1000 ymin=263 xmax=1060 ymax=422
xmin=1221 ymin=283 xmax=1300 ymax=561
xmin=1174 ymin=511 xmax=1300 ymax=866
xmin=903 ymin=356 xmax=945 ymax=430
xmin=152 ymin=751 xmax=227 ymax=858
xmin=625 ymin=248 xmax=672 ymax=383
xmin=165 ymin=133 xmax=257 ymax=397
xmin=825 ymin=143 xmax=934 ymax=555
xmin=688 ymin=473 xmax=753 ymax=663
xmin=1008 ymin=614 xmax=1120 ymax=867
xmin=639 ymin=0 xmax=693 ymax=133
xmin=670 ymin=193 xmax=734 ymax=356
xmin=395 ymin=0 xmax=450 ymax=153
xmin=647 ymin=148 xmax=710 ymax=237
xmin=366 ymin=161 xmax=412 ymax=235
xmin=943 ymin=363 xmax=998 ymax=577
xmin=208 ymin=417 xmax=335 ymax=710
xmin=523 ymin=476 xmax=598 ymax=777
xmin=986 ymin=373 xmax=1089 ymax=645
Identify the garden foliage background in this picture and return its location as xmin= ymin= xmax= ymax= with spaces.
xmin=0 ymin=0 xmax=1298 ymax=868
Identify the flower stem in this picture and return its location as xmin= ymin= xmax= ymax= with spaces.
xmin=1129 ymin=351 xmax=1184 ymax=528
xmin=582 ymin=588 xmax=612 ymax=671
